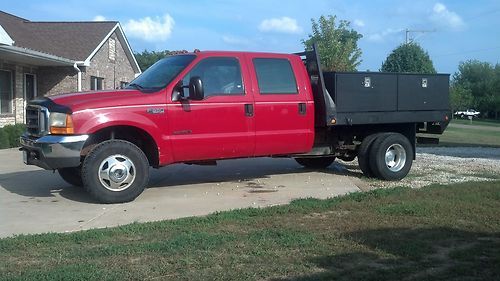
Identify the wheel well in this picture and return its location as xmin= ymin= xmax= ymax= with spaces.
xmin=82 ymin=126 xmax=160 ymax=167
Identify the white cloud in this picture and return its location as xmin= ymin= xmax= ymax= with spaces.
xmin=367 ymin=28 xmax=401 ymax=43
xmin=258 ymin=17 xmax=302 ymax=34
xmin=430 ymin=2 xmax=465 ymax=30
xmin=354 ymin=19 xmax=365 ymax=27
xmin=93 ymin=15 xmax=107 ymax=21
xmin=123 ymin=14 xmax=174 ymax=42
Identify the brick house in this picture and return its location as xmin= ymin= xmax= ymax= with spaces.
xmin=0 ymin=11 xmax=141 ymax=127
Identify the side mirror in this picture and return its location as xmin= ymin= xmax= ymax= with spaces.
xmin=188 ymin=76 xmax=204 ymax=100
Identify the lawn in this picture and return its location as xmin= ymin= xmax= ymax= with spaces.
xmin=451 ymin=118 xmax=500 ymax=127
xmin=437 ymin=125 xmax=500 ymax=147
xmin=419 ymin=121 xmax=500 ymax=147
xmin=1 ymin=181 xmax=499 ymax=281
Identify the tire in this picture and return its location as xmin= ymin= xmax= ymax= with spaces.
xmin=357 ymin=133 xmax=388 ymax=178
xmin=82 ymin=140 xmax=150 ymax=203
xmin=58 ymin=167 xmax=83 ymax=187
xmin=295 ymin=157 xmax=335 ymax=169
xmin=368 ymin=133 xmax=413 ymax=181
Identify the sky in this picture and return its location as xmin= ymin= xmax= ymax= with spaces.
xmin=2 ymin=0 xmax=499 ymax=74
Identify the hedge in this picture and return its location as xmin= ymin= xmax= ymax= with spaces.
xmin=0 ymin=124 xmax=26 ymax=149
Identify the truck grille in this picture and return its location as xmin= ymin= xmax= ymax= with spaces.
xmin=26 ymin=105 xmax=48 ymax=136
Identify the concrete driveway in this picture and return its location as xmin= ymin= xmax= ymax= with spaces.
xmin=0 ymin=148 xmax=361 ymax=238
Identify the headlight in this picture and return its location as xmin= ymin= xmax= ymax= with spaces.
xmin=49 ymin=112 xmax=74 ymax=134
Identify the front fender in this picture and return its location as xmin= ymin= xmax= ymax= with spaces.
xmin=72 ymin=107 xmax=172 ymax=165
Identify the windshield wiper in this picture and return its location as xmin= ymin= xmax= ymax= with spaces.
xmin=127 ymin=83 xmax=145 ymax=91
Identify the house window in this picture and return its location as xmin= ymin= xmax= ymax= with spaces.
xmin=0 ymin=70 xmax=13 ymax=114
xmin=120 ymin=81 xmax=128 ymax=89
xmin=90 ymin=76 xmax=104 ymax=90
xmin=109 ymin=38 xmax=116 ymax=61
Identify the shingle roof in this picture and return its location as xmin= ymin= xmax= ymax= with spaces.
xmin=0 ymin=10 xmax=117 ymax=61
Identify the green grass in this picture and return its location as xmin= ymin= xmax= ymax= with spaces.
xmin=1 ymin=181 xmax=500 ymax=281
xmin=437 ymin=125 xmax=500 ymax=147
xmin=451 ymin=118 xmax=500 ymax=127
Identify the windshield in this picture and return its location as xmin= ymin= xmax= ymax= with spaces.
xmin=126 ymin=55 xmax=196 ymax=92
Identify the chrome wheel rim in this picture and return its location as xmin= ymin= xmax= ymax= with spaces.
xmin=385 ymin=144 xmax=406 ymax=172
xmin=98 ymin=154 xmax=136 ymax=191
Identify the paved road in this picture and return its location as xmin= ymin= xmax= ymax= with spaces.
xmin=0 ymin=148 xmax=361 ymax=238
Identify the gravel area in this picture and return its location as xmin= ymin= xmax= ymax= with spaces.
xmin=347 ymin=147 xmax=500 ymax=189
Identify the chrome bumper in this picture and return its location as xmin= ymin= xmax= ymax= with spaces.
xmin=20 ymin=134 xmax=89 ymax=170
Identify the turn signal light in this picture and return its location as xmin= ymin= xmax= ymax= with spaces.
xmin=50 ymin=114 xmax=74 ymax=134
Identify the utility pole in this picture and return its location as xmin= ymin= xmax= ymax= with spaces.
xmin=405 ymin=28 xmax=436 ymax=44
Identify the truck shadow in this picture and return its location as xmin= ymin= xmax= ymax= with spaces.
xmin=271 ymin=227 xmax=500 ymax=281
xmin=0 ymin=170 xmax=97 ymax=203
xmin=0 ymin=158 xmax=363 ymax=203
xmin=147 ymin=158 xmax=362 ymax=189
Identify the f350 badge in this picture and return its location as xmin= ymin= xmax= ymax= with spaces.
xmin=146 ymin=108 xmax=165 ymax=114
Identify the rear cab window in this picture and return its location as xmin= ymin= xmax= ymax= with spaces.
xmin=253 ymin=58 xmax=298 ymax=94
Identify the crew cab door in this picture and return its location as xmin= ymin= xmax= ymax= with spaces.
xmin=246 ymin=55 xmax=314 ymax=156
xmin=167 ymin=55 xmax=255 ymax=162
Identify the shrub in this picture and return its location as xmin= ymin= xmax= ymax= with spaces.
xmin=0 ymin=129 xmax=9 ymax=149
xmin=0 ymin=124 xmax=26 ymax=149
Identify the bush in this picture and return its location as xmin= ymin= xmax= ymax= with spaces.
xmin=0 ymin=129 xmax=9 ymax=149
xmin=0 ymin=124 xmax=26 ymax=149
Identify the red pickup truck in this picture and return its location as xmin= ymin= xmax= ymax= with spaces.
xmin=20 ymin=46 xmax=450 ymax=203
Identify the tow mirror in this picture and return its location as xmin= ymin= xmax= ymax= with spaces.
xmin=188 ymin=76 xmax=204 ymax=100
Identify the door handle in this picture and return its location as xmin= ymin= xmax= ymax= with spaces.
xmin=298 ymin=103 xmax=306 ymax=115
xmin=244 ymin=104 xmax=254 ymax=117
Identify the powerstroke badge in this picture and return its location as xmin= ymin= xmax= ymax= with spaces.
xmin=146 ymin=108 xmax=165 ymax=114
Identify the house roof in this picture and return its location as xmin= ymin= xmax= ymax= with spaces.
xmin=0 ymin=11 xmax=141 ymax=73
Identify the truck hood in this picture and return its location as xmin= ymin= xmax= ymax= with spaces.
xmin=48 ymin=89 xmax=163 ymax=112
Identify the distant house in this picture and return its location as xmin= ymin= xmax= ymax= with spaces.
xmin=0 ymin=11 xmax=141 ymax=127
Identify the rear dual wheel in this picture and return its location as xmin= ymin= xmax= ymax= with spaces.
xmin=358 ymin=133 xmax=413 ymax=180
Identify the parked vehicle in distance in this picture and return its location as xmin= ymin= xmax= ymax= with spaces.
xmin=454 ymin=109 xmax=480 ymax=118
xmin=20 ymin=45 xmax=451 ymax=203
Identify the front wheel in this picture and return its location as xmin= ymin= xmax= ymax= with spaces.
xmin=82 ymin=140 xmax=150 ymax=203
xmin=295 ymin=157 xmax=335 ymax=169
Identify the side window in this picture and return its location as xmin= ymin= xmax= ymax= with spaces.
xmin=253 ymin=58 xmax=297 ymax=94
xmin=182 ymin=57 xmax=244 ymax=98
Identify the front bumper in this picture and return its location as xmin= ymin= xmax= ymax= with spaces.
xmin=20 ymin=134 xmax=89 ymax=170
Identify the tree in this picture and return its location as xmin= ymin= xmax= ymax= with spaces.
xmin=381 ymin=42 xmax=436 ymax=74
xmin=134 ymin=50 xmax=192 ymax=71
xmin=452 ymin=60 xmax=500 ymax=118
xmin=450 ymin=84 xmax=473 ymax=112
xmin=302 ymin=15 xmax=363 ymax=72
xmin=134 ymin=50 xmax=171 ymax=71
